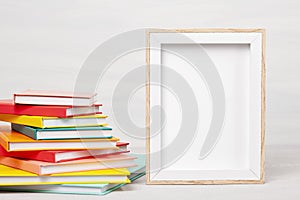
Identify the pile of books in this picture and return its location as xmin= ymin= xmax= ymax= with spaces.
xmin=0 ymin=90 xmax=145 ymax=195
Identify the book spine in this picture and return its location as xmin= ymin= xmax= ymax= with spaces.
xmin=11 ymin=124 xmax=37 ymax=140
xmin=20 ymin=152 xmax=56 ymax=163
xmin=0 ymin=114 xmax=43 ymax=128
xmin=0 ymin=134 xmax=9 ymax=151
xmin=0 ymin=148 xmax=56 ymax=162
xmin=15 ymin=106 xmax=67 ymax=118
xmin=0 ymin=157 xmax=41 ymax=174
xmin=13 ymin=93 xmax=17 ymax=104
xmin=0 ymin=105 xmax=14 ymax=115
xmin=0 ymin=142 xmax=9 ymax=155
xmin=0 ymin=104 xmax=67 ymax=117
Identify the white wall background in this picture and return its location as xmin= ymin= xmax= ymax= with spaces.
xmin=0 ymin=0 xmax=299 ymax=149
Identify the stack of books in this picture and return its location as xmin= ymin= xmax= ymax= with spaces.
xmin=0 ymin=90 xmax=145 ymax=195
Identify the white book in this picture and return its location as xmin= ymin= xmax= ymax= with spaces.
xmin=14 ymin=90 xmax=97 ymax=106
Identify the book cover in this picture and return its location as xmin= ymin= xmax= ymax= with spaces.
xmin=0 ymin=127 xmax=118 ymax=152
xmin=14 ymin=90 xmax=96 ymax=99
xmin=14 ymin=90 xmax=97 ymax=106
xmin=0 ymin=114 xmax=107 ymax=128
xmin=0 ymin=142 xmax=129 ymax=162
xmin=0 ymin=99 xmax=102 ymax=117
xmin=12 ymin=124 xmax=112 ymax=140
xmin=0 ymin=154 xmax=137 ymax=175
xmin=0 ymin=164 xmax=130 ymax=186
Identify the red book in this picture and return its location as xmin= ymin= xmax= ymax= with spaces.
xmin=0 ymin=142 xmax=129 ymax=163
xmin=0 ymin=99 xmax=102 ymax=117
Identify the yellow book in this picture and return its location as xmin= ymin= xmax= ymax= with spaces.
xmin=0 ymin=114 xmax=107 ymax=128
xmin=0 ymin=164 xmax=130 ymax=186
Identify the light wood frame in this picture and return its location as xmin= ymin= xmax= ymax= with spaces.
xmin=146 ymin=29 xmax=265 ymax=185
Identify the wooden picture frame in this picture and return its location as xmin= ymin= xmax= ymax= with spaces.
xmin=146 ymin=29 xmax=265 ymax=184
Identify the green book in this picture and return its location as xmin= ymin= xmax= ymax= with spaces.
xmin=12 ymin=123 xmax=112 ymax=140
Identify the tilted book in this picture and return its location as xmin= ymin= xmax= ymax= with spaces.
xmin=0 ymin=99 xmax=102 ymax=117
xmin=14 ymin=90 xmax=97 ymax=106
xmin=0 ymin=127 xmax=118 ymax=152
xmin=12 ymin=124 xmax=113 ymax=140
xmin=0 ymin=154 xmax=137 ymax=175
xmin=0 ymin=142 xmax=129 ymax=162
xmin=0 ymin=164 xmax=130 ymax=186
xmin=0 ymin=114 xmax=107 ymax=128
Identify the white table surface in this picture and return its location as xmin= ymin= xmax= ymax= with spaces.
xmin=0 ymin=143 xmax=299 ymax=200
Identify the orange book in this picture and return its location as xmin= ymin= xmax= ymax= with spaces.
xmin=0 ymin=154 xmax=137 ymax=175
xmin=0 ymin=126 xmax=119 ymax=152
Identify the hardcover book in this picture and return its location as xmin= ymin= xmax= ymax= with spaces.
xmin=0 ymin=142 xmax=129 ymax=162
xmin=12 ymin=124 xmax=113 ymax=140
xmin=0 ymin=127 xmax=118 ymax=152
xmin=0 ymin=171 xmax=144 ymax=195
xmin=14 ymin=90 xmax=97 ymax=106
xmin=0 ymin=164 xmax=130 ymax=186
xmin=0 ymin=114 xmax=107 ymax=128
xmin=0 ymin=99 xmax=102 ymax=117
xmin=0 ymin=154 xmax=137 ymax=175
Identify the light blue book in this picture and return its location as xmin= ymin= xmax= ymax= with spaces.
xmin=12 ymin=123 xmax=112 ymax=140
xmin=0 ymin=154 xmax=146 ymax=195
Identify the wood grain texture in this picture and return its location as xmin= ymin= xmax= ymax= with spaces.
xmin=145 ymin=30 xmax=151 ymax=183
xmin=147 ymin=28 xmax=265 ymax=33
xmin=147 ymin=179 xmax=264 ymax=185
xmin=260 ymin=29 xmax=266 ymax=184
xmin=146 ymin=29 xmax=266 ymax=185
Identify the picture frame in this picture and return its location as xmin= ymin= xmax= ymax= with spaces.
xmin=146 ymin=29 xmax=265 ymax=184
